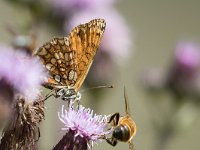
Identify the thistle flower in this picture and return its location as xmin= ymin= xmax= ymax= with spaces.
xmin=12 ymin=34 xmax=37 ymax=55
xmin=167 ymin=42 xmax=200 ymax=95
xmin=174 ymin=42 xmax=200 ymax=75
xmin=141 ymin=42 xmax=200 ymax=98
xmin=0 ymin=95 xmax=45 ymax=149
xmin=55 ymin=104 xmax=111 ymax=149
xmin=66 ymin=9 xmax=132 ymax=64
xmin=0 ymin=45 xmax=46 ymax=101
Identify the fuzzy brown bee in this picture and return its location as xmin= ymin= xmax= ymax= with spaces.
xmin=105 ymin=87 xmax=136 ymax=150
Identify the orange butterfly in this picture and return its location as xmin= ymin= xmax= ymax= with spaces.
xmin=34 ymin=19 xmax=106 ymax=102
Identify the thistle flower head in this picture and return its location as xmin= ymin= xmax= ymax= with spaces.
xmin=57 ymin=104 xmax=111 ymax=148
xmin=168 ymin=42 xmax=200 ymax=84
xmin=175 ymin=42 xmax=200 ymax=71
xmin=0 ymin=45 xmax=46 ymax=101
xmin=165 ymin=42 xmax=200 ymax=95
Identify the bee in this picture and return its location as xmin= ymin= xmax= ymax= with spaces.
xmin=105 ymin=87 xmax=136 ymax=150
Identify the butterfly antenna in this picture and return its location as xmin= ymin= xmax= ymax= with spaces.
xmin=81 ymin=85 xmax=114 ymax=93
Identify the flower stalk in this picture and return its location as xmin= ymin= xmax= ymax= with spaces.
xmin=0 ymin=95 xmax=45 ymax=150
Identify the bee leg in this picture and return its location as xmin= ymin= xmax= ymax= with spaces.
xmin=128 ymin=140 xmax=135 ymax=150
xmin=108 ymin=112 xmax=120 ymax=126
xmin=105 ymin=137 xmax=118 ymax=146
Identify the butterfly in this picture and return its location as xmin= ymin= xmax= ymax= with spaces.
xmin=34 ymin=19 xmax=106 ymax=102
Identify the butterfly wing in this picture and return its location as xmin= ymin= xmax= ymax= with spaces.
xmin=34 ymin=36 xmax=76 ymax=89
xmin=68 ymin=19 xmax=106 ymax=90
xmin=34 ymin=19 xmax=106 ymax=91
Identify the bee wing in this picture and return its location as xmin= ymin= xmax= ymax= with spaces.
xmin=124 ymin=86 xmax=131 ymax=116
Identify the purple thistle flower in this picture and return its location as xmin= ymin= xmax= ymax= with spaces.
xmin=66 ymin=9 xmax=132 ymax=64
xmin=168 ymin=42 xmax=200 ymax=86
xmin=141 ymin=42 xmax=200 ymax=98
xmin=0 ymin=45 xmax=47 ymax=101
xmin=52 ymin=0 xmax=116 ymax=15
xmin=175 ymin=42 xmax=200 ymax=72
xmin=56 ymin=104 xmax=111 ymax=149
xmin=165 ymin=42 xmax=200 ymax=96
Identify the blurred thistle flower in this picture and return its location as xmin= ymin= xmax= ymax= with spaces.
xmin=141 ymin=42 xmax=200 ymax=150
xmin=54 ymin=104 xmax=111 ymax=149
xmin=66 ymin=9 xmax=132 ymax=64
xmin=51 ymin=0 xmax=116 ymax=16
xmin=141 ymin=42 xmax=200 ymax=98
xmin=0 ymin=95 xmax=45 ymax=149
xmin=0 ymin=45 xmax=46 ymax=101
xmin=6 ymin=24 xmax=36 ymax=55
xmin=12 ymin=34 xmax=37 ymax=55
xmin=167 ymin=42 xmax=200 ymax=95
xmin=175 ymin=43 xmax=200 ymax=71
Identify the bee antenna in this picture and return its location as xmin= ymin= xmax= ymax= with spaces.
xmin=124 ymin=86 xmax=130 ymax=115
xmin=81 ymin=85 xmax=114 ymax=93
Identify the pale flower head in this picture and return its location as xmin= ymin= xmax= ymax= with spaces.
xmin=0 ymin=45 xmax=46 ymax=101
xmin=58 ymin=104 xmax=111 ymax=148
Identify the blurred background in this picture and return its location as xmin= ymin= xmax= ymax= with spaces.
xmin=1 ymin=0 xmax=200 ymax=150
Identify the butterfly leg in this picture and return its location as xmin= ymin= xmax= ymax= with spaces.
xmin=44 ymin=93 xmax=57 ymax=101
xmin=75 ymin=92 xmax=81 ymax=109
xmin=44 ymin=88 xmax=62 ymax=101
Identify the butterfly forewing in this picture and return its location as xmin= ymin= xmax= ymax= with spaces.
xmin=34 ymin=19 xmax=106 ymax=92
xmin=68 ymin=19 xmax=106 ymax=90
